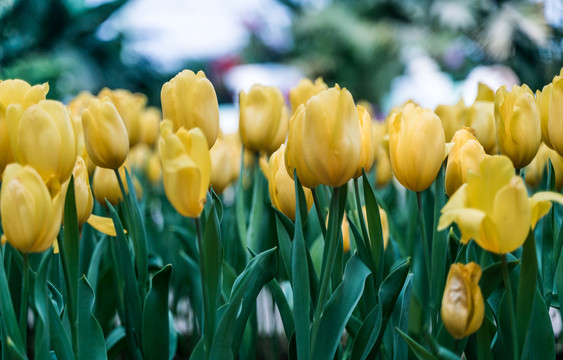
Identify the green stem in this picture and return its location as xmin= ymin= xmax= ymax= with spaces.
xmin=114 ymin=168 xmax=127 ymax=203
xmin=416 ymin=192 xmax=431 ymax=284
xmin=58 ymin=235 xmax=78 ymax=355
xmin=501 ymin=254 xmax=519 ymax=360
xmin=353 ymin=178 xmax=369 ymax=241
xmin=19 ymin=253 xmax=29 ymax=350
xmin=311 ymin=188 xmax=327 ymax=238
xmin=195 ymin=217 xmax=210 ymax=358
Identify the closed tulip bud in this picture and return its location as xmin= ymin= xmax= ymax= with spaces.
xmin=128 ymin=143 xmax=152 ymax=170
xmin=468 ymin=100 xmax=497 ymax=154
xmin=495 ymin=85 xmax=541 ymax=169
xmin=161 ymin=70 xmax=219 ymax=148
xmin=159 ymin=120 xmax=211 ymax=218
xmin=99 ymin=88 xmax=147 ymax=147
xmin=435 ymin=100 xmax=469 ymax=142
xmin=547 ymin=76 xmax=563 ymax=157
xmin=441 ymin=262 xmax=484 ymax=339
xmin=82 ymin=98 xmax=129 ymax=169
xmin=354 ymin=105 xmax=375 ymax=178
xmin=268 ymin=144 xmax=313 ymax=220
xmin=342 ymin=215 xmax=351 ymax=253
xmin=147 ymin=152 xmax=162 ymax=185
xmin=92 ymin=166 xmax=126 ymax=206
xmin=7 ymin=100 xmax=77 ymax=186
xmin=375 ymin=146 xmax=393 ymax=187
xmin=239 ymin=84 xmax=289 ymax=154
xmin=525 ymin=143 xmax=563 ymax=190
xmin=286 ymin=85 xmax=361 ymax=188
xmin=1 ymin=164 xmax=66 ymax=253
xmin=389 ymin=103 xmax=446 ymax=192
xmin=139 ymin=107 xmax=161 ymax=146
xmin=439 ymin=155 xmax=563 ymax=253
xmin=445 ymin=128 xmax=487 ymax=196
xmin=73 ymin=157 xmax=94 ymax=226
xmin=210 ymin=136 xmax=237 ymax=194
xmin=68 ymin=91 xmax=95 ymax=117
xmin=289 ymin=77 xmax=328 ymax=114
xmin=536 ymin=84 xmax=554 ymax=149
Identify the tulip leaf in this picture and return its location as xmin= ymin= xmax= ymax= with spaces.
xmin=516 ymin=232 xmax=537 ymax=353
xmin=208 ymin=247 xmax=277 ymax=359
xmin=142 ymin=264 xmax=172 ymax=360
xmin=311 ymin=254 xmax=371 ymax=360
xmin=392 ymin=273 xmax=413 ymax=360
xmin=178 ymin=252 xmax=203 ymax=334
xmin=556 ymin=245 xmax=563 ymax=323
xmin=246 ymin=165 xmax=266 ymax=253
xmin=431 ymin=166 xmax=447 ymax=313
xmin=0 ymin=247 xmax=25 ymax=354
xmin=48 ymin=298 xmax=74 ymax=360
xmin=267 ymin=278 xmax=295 ymax=338
xmin=396 ymin=328 xmax=438 ymax=360
xmin=475 ymin=312 xmax=495 ymax=360
xmin=479 ymin=259 xmax=519 ymax=300
xmin=105 ymin=326 xmax=126 ymax=357
xmin=363 ymin=172 xmax=385 ymax=289
xmin=86 ymin=236 xmax=108 ymax=294
xmin=33 ymin=252 xmax=52 ymax=360
xmin=275 ymin=216 xmax=293 ymax=279
xmin=521 ymin=288 xmax=555 ymax=359
xmin=78 ymin=276 xmax=107 ymax=360
xmin=350 ymin=304 xmax=382 ymax=360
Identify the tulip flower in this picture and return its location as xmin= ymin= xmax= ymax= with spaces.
xmin=438 ymin=155 xmax=563 ymax=254
xmin=210 ymin=135 xmax=238 ymax=194
xmin=98 ymin=88 xmax=147 ymax=147
xmin=72 ymin=157 xmax=94 ymax=226
xmin=547 ymin=76 xmax=563 ymax=157
xmin=68 ymin=91 xmax=95 ymax=117
xmin=435 ymin=100 xmax=468 ymax=142
xmin=82 ymin=98 xmax=129 ymax=169
xmin=159 ymin=120 xmax=211 ymax=218
xmin=1 ymin=164 xmax=66 ymax=253
xmin=525 ymin=143 xmax=563 ymax=190
xmin=147 ymin=152 xmax=162 ymax=185
xmin=239 ymin=84 xmax=289 ymax=154
xmin=289 ymin=77 xmax=328 ymax=114
xmin=92 ymin=166 xmax=127 ymax=206
xmin=138 ymin=106 xmax=161 ymax=146
xmin=445 ymin=128 xmax=487 ymax=196
xmin=495 ymin=85 xmax=541 ymax=169
xmin=268 ymin=144 xmax=313 ymax=220
xmin=353 ymin=105 xmax=375 ymax=178
xmin=388 ymin=103 xmax=446 ymax=192
xmin=468 ymin=100 xmax=497 ymax=155
xmin=7 ymin=100 xmax=77 ymax=187
xmin=161 ymin=70 xmax=219 ymax=148
xmin=441 ymin=262 xmax=484 ymax=339
xmin=285 ymin=85 xmax=361 ymax=188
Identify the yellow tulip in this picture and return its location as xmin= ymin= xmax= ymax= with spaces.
xmin=0 ymin=80 xmax=49 ymax=175
xmin=495 ymin=85 xmax=541 ymax=169
xmin=354 ymin=105 xmax=375 ymax=178
xmin=161 ymin=70 xmax=219 ymax=148
xmin=92 ymin=166 xmax=126 ymax=206
xmin=441 ymin=262 xmax=484 ymax=339
xmin=547 ymin=76 xmax=563 ymax=157
xmin=68 ymin=91 xmax=95 ymax=117
xmin=435 ymin=100 xmax=468 ymax=142
xmin=475 ymin=82 xmax=495 ymax=102
xmin=1 ymin=164 xmax=66 ymax=253
xmin=239 ymin=84 xmax=289 ymax=154
xmin=375 ymin=146 xmax=393 ymax=187
xmin=445 ymin=128 xmax=487 ymax=196
xmin=159 ymin=120 xmax=211 ymax=218
xmin=289 ymin=77 xmax=328 ymax=114
xmin=468 ymin=100 xmax=497 ymax=155
xmin=72 ymin=157 xmax=94 ymax=226
xmin=210 ymin=135 xmax=238 ymax=194
xmin=536 ymin=83 xmax=554 ymax=149
xmin=82 ymin=98 xmax=129 ymax=169
xmin=388 ymin=103 xmax=446 ymax=192
xmin=438 ymin=155 xmax=563 ymax=254
xmin=128 ymin=143 xmax=152 ymax=170
xmin=147 ymin=152 xmax=162 ymax=185
xmin=286 ymin=85 xmax=361 ymax=188
xmin=7 ymin=100 xmax=77 ymax=187
xmin=139 ymin=106 xmax=161 ymax=146
xmin=268 ymin=144 xmax=313 ymax=220
xmin=525 ymin=143 xmax=563 ymax=190
xmin=98 ymin=88 xmax=147 ymax=147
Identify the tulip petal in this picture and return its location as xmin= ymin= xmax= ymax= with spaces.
xmin=87 ymin=214 xmax=119 ymax=237
xmin=466 ymin=155 xmax=514 ymax=213
xmin=529 ymin=191 xmax=563 ymax=228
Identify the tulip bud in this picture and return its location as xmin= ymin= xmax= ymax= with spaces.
xmin=161 ymin=70 xmax=219 ymax=148
xmin=239 ymin=84 xmax=289 ymax=154
xmin=268 ymin=144 xmax=313 ymax=220
xmin=289 ymin=77 xmax=328 ymax=114
xmin=210 ymin=136 xmax=237 ymax=194
xmin=525 ymin=143 xmax=563 ymax=190
xmin=354 ymin=105 xmax=375 ymax=178
xmin=138 ymin=106 xmax=161 ymax=146
xmin=536 ymin=84 xmax=553 ymax=149
xmin=82 ymin=98 xmax=129 ymax=169
xmin=495 ymin=84 xmax=541 ymax=169
xmin=72 ymin=157 xmax=94 ymax=226
xmin=159 ymin=120 xmax=211 ymax=218
xmin=7 ymin=100 xmax=77 ymax=186
xmin=435 ymin=100 xmax=468 ymax=142
xmin=441 ymin=262 xmax=484 ymax=339
xmin=445 ymin=128 xmax=487 ymax=196
xmin=1 ymin=164 xmax=66 ymax=253
xmin=468 ymin=100 xmax=497 ymax=154
xmin=68 ymin=91 xmax=95 ymax=117
xmin=128 ymin=143 xmax=152 ymax=171
xmin=147 ymin=152 xmax=162 ymax=185
xmin=98 ymin=88 xmax=147 ymax=147
xmin=547 ymin=76 xmax=563 ymax=157
xmin=286 ymin=85 xmax=361 ymax=188
xmin=92 ymin=166 xmax=126 ymax=206
xmin=388 ymin=103 xmax=446 ymax=192
xmin=375 ymin=146 xmax=393 ymax=187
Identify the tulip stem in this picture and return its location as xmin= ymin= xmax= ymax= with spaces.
xmin=501 ymin=254 xmax=519 ymax=360
xmin=311 ymin=188 xmax=326 ymax=237
xmin=416 ymin=192 xmax=432 ymax=287
xmin=19 ymin=253 xmax=29 ymax=349
xmin=353 ymin=178 xmax=369 ymax=242
xmin=195 ymin=217 xmax=210 ymax=355
xmin=114 ymin=168 xmax=127 ymax=202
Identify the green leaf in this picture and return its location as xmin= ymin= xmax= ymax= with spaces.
xmin=86 ymin=237 xmax=107 ymax=294
xmin=142 ymin=264 xmax=172 ymax=360
xmin=105 ymin=327 xmax=126 ymax=357
xmin=247 ymin=165 xmax=266 ymax=253
xmin=350 ymin=304 xmax=382 ymax=360
xmin=267 ymin=279 xmax=295 ymax=338
xmin=363 ymin=173 xmax=385 ymax=288
xmin=556 ymin=243 xmax=563 ymax=322
xmin=516 ymin=232 xmax=537 ymax=353
xmin=0 ymin=247 xmax=25 ymax=353
xmin=33 ymin=252 xmax=52 ymax=360
xmin=275 ymin=216 xmax=293 ymax=279
xmin=168 ymin=311 xmax=177 ymax=359
xmin=521 ymin=289 xmax=555 ymax=359
xmin=311 ymin=254 xmax=371 ymax=360
xmin=479 ymin=259 xmax=519 ymax=300
xmin=396 ymin=328 xmax=438 ymax=360
xmin=179 ymin=252 xmax=203 ymax=333
xmin=431 ymin=166 xmax=447 ymax=312
xmin=209 ymin=248 xmax=277 ymax=359
xmin=393 ymin=274 xmax=413 ymax=360
xmin=78 ymin=276 xmax=107 ymax=360
xmin=47 ymin=296 xmax=74 ymax=360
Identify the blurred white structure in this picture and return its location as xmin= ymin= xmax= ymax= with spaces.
xmin=460 ymin=65 xmax=520 ymax=105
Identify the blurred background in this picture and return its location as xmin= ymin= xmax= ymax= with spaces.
xmin=1 ymin=0 xmax=563 ymax=116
